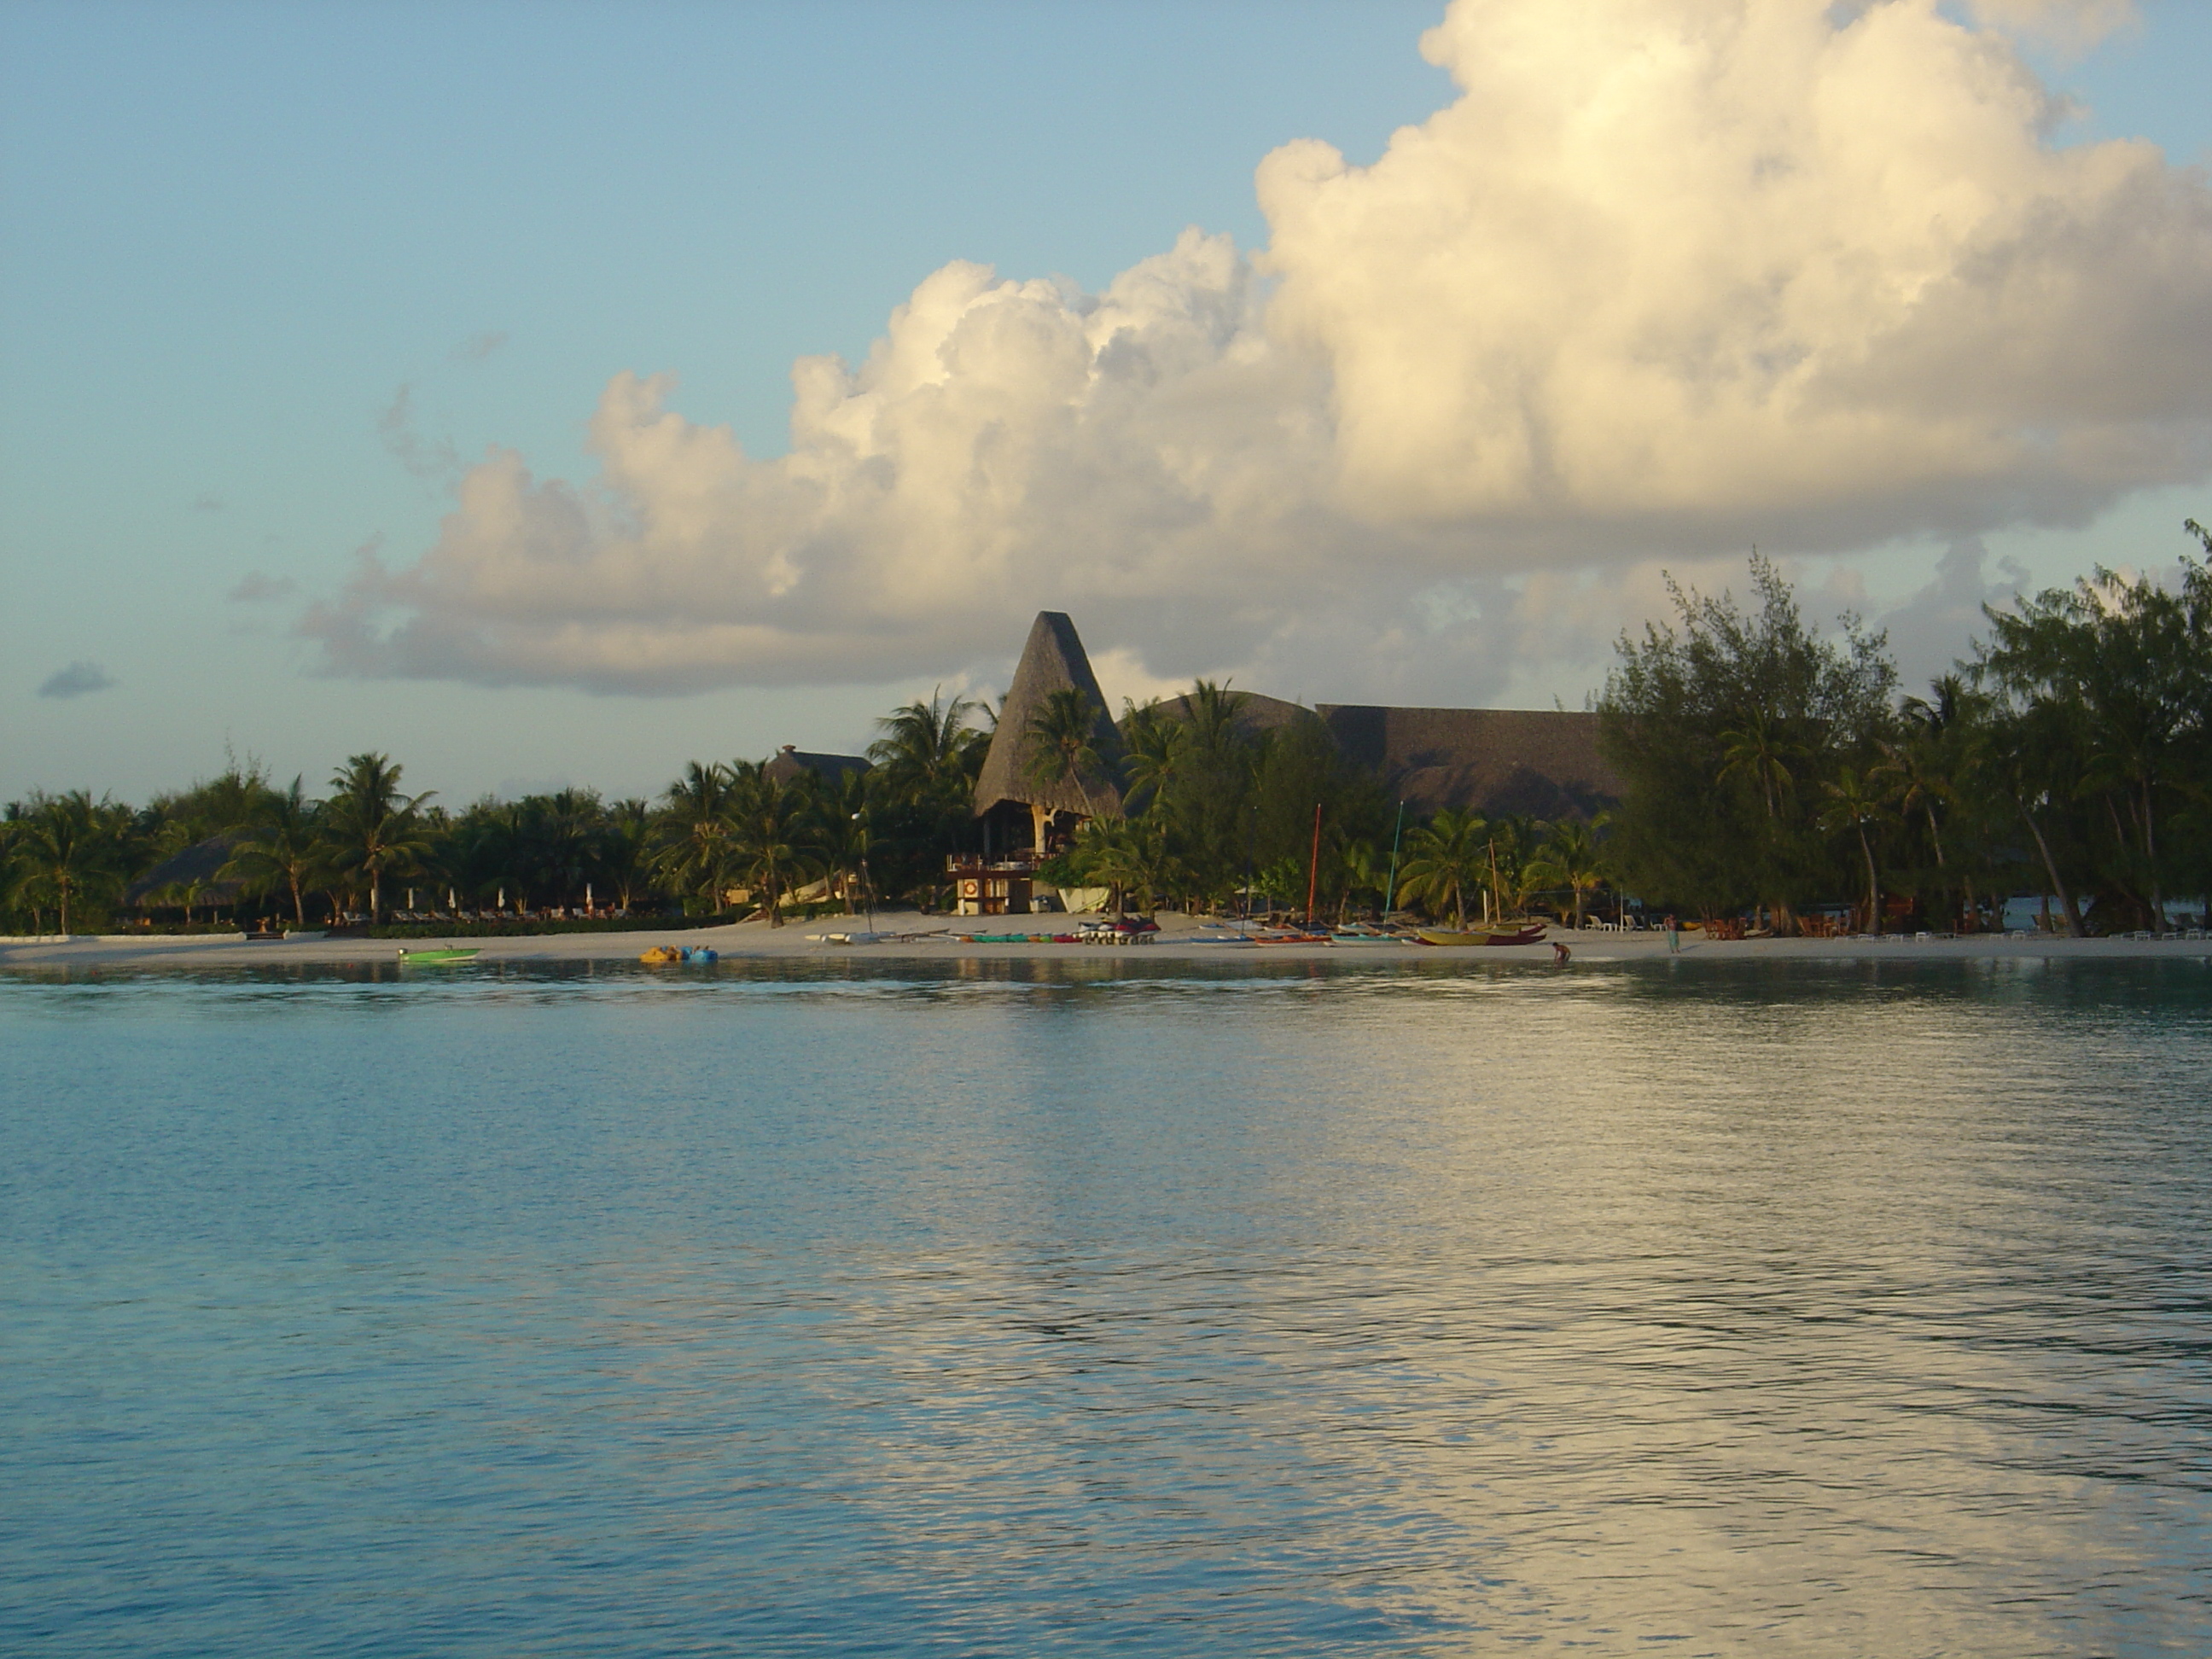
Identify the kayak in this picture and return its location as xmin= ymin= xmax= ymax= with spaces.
xmin=397 ymin=947 xmax=480 ymax=964
xmin=640 ymin=945 xmax=718 ymax=963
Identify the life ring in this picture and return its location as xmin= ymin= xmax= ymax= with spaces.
xmin=960 ymin=879 xmax=980 ymax=898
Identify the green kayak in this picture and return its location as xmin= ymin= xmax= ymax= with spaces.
xmin=397 ymin=947 xmax=480 ymax=964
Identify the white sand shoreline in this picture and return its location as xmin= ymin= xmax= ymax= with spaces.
xmin=3 ymin=907 xmax=2207 ymax=971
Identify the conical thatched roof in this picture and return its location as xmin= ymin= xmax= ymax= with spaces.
xmin=973 ymin=612 xmax=1125 ymax=819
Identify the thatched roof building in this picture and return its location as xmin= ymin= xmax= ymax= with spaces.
xmin=765 ymin=746 xmax=870 ymax=789
xmin=1319 ymin=705 xmax=1620 ymax=819
xmin=973 ymin=612 xmax=1125 ymax=826
xmin=1137 ymin=687 xmax=1316 ymax=740
xmin=957 ymin=612 xmax=1616 ymax=840
xmin=125 ymin=833 xmax=246 ymax=907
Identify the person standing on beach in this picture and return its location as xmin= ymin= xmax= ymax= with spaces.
xmin=1666 ymin=913 xmax=1681 ymax=953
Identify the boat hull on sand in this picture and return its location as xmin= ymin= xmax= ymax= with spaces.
xmin=1416 ymin=926 xmax=1547 ymax=947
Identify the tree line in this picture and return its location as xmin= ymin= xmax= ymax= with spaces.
xmin=1597 ymin=528 xmax=2212 ymax=935
xmin=7 ymin=530 xmax=2207 ymax=937
xmin=0 ymin=701 xmax=991 ymax=934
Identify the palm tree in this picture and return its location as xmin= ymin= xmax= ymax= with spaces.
xmin=1819 ymin=765 xmax=1894 ymax=934
xmin=1334 ymin=836 xmax=1386 ymax=923
xmin=9 ymin=791 xmax=126 ymax=934
xmin=1487 ymin=813 xmax=1541 ymax=923
xmin=1182 ymin=679 xmax=1249 ymax=762
xmin=220 ymin=776 xmax=323 ymax=926
xmin=1523 ymin=815 xmax=1610 ymax=930
xmin=1396 ymin=808 xmax=1491 ymax=929
xmin=1026 ymin=685 xmax=1109 ymax=828
xmin=323 ymin=753 xmax=434 ymax=923
xmin=1716 ymin=708 xmax=1802 ymax=823
xmin=870 ymin=687 xmax=982 ymax=802
xmin=598 ymin=799 xmax=653 ymax=913
xmin=811 ymin=769 xmax=874 ymax=914
xmin=652 ymin=760 xmax=737 ymax=913
xmin=725 ymin=762 xmax=813 ymax=926
xmin=1119 ymin=700 xmax=1188 ymax=816
xmin=1070 ymin=814 xmax=1173 ymax=914
xmin=519 ymin=789 xmax=602 ymax=908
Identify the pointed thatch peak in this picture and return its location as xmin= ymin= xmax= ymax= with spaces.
xmin=973 ymin=612 xmax=1126 ymax=819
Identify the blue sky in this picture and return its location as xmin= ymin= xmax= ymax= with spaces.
xmin=4 ymin=0 xmax=2209 ymax=806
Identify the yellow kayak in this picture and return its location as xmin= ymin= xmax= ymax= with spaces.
xmin=1416 ymin=924 xmax=1546 ymax=946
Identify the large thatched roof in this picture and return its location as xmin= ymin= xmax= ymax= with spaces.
xmin=125 ymin=833 xmax=246 ymax=906
xmin=973 ymin=612 xmax=1126 ymax=819
xmin=1319 ymin=706 xmax=1621 ymax=819
xmin=1134 ymin=687 xmax=1318 ymax=740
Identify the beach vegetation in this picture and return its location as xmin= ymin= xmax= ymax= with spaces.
xmin=8 ymin=537 xmax=2207 ymax=939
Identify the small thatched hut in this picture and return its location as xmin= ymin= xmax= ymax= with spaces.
xmin=972 ymin=611 xmax=1125 ymax=854
xmin=764 ymin=746 xmax=870 ymax=789
xmin=125 ymin=833 xmax=247 ymax=913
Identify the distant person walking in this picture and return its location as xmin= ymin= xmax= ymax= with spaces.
xmin=1666 ymin=913 xmax=1681 ymax=954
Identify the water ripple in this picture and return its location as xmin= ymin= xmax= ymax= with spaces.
xmin=2 ymin=960 xmax=2208 ymax=1656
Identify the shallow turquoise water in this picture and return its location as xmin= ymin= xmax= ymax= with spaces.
xmin=3 ymin=958 xmax=2209 ymax=1656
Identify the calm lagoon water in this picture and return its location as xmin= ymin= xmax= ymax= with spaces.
xmin=3 ymin=957 xmax=2209 ymax=1656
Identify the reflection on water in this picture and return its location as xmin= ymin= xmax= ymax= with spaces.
xmin=3 ymin=960 xmax=2209 ymax=1656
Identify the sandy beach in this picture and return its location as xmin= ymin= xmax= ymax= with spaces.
xmin=5 ymin=908 xmax=2207 ymax=971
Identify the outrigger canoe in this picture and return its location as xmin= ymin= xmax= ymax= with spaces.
xmin=1415 ymin=924 xmax=1547 ymax=946
xmin=397 ymin=947 xmax=480 ymax=964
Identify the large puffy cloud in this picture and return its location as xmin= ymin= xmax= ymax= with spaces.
xmin=306 ymin=0 xmax=2212 ymax=699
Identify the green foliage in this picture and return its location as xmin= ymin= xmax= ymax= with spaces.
xmin=1396 ymin=808 xmax=1490 ymax=929
xmin=1972 ymin=539 xmax=2212 ymax=933
xmin=219 ymin=777 xmax=324 ymax=926
xmin=8 ymin=790 xmax=132 ymax=934
xmin=1598 ymin=553 xmax=1897 ymax=922
xmin=323 ymin=753 xmax=435 ymax=923
xmin=16 ymin=533 xmax=2206 ymax=939
xmin=1024 ymin=686 xmax=1111 ymax=814
xmin=1522 ymin=815 xmax=1611 ymax=929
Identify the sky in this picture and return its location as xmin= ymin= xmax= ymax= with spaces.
xmin=3 ymin=0 xmax=2209 ymax=806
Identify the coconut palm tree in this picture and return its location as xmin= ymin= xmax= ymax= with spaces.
xmin=512 ymin=789 xmax=603 ymax=909
xmin=1119 ymin=700 xmax=1188 ymax=816
xmin=1178 ymin=678 xmax=1245 ymax=753
xmin=652 ymin=760 xmax=738 ymax=913
xmin=1026 ymin=686 xmax=1109 ymax=821
xmin=725 ymin=762 xmax=814 ymax=926
xmin=323 ymin=754 xmax=434 ymax=923
xmin=598 ymin=798 xmax=653 ymax=913
xmin=1523 ymin=815 xmax=1610 ymax=930
xmin=869 ymin=687 xmax=982 ymax=803
xmin=1819 ymin=765 xmax=1895 ymax=934
xmin=1395 ymin=808 xmax=1490 ymax=929
xmin=1717 ymin=708 xmax=1802 ymax=823
xmin=9 ymin=791 xmax=127 ymax=935
xmin=220 ymin=776 xmax=324 ymax=927
xmin=811 ymin=768 xmax=874 ymax=914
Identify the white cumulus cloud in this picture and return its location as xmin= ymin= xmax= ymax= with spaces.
xmin=304 ymin=0 xmax=2212 ymax=701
